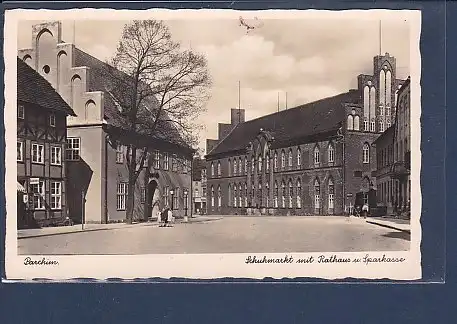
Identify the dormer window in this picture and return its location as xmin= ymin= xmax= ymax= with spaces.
xmin=49 ymin=113 xmax=56 ymax=127
xmin=18 ymin=105 xmax=25 ymax=119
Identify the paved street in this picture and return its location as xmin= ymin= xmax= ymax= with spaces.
xmin=18 ymin=216 xmax=410 ymax=255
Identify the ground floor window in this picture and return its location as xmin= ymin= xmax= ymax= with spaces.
xmin=117 ymin=182 xmax=128 ymax=210
xmin=233 ymin=185 xmax=237 ymax=207
xmin=288 ymin=181 xmax=293 ymax=208
xmin=50 ymin=181 xmax=62 ymax=210
xmin=30 ymin=180 xmax=45 ymax=210
xmin=217 ymin=186 xmax=221 ymax=207
xmin=328 ymin=194 xmax=334 ymax=209
xmin=173 ymin=188 xmax=179 ymax=210
xmin=314 ymin=194 xmax=320 ymax=209
xmin=281 ymin=182 xmax=286 ymax=208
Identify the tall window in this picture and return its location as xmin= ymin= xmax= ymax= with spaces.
xmin=173 ymin=188 xmax=179 ymax=210
xmin=228 ymin=159 xmax=232 ymax=176
xmin=281 ymin=150 xmax=286 ymax=169
xmin=154 ymin=151 xmax=160 ymax=169
xmin=164 ymin=186 xmax=169 ymax=207
xmin=211 ymin=186 xmax=215 ymax=207
xmin=288 ymin=149 xmax=293 ymax=168
xmin=281 ymin=181 xmax=286 ymax=208
xmin=238 ymin=157 xmax=242 ymax=174
xmin=297 ymin=148 xmax=301 ymax=167
xmin=379 ymin=120 xmax=385 ymax=133
xmin=32 ymin=143 xmax=44 ymax=164
xmin=347 ymin=115 xmax=354 ymax=130
xmin=51 ymin=146 xmax=62 ymax=165
xmin=50 ymin=181 xmax=62 ymax=209
xmin=274 ymin=181 xmax=278 ymax=208
xmin=66 ymin=138 xmax=80 ymax=161
xmin=265 ymin=182 xmax=270 ymax=207
xmin=183 ymin=159 xmax=188 ymax=174
xmin=328 ymin=178 xmax=334 ymax=210
xmin=288 ymin=180 xmax=293 ymax=208
xmin=328 ymin=143 xmax=334 ymax=163
xmin=116 ymin=145 xmax=124 ymax=163
xmin=238 ymin=184 xmax=242 ymax=207
xmin=163 ymin=153 xmax=169 ymax=170
xmin=314 ymin=146 xmax=320 ymax=166
xmin=244 ymin=157 xmax=248 ymax=175
xmin=354 ymin=115 xmax=360 ymax=130
xmin=211 ymin=162 xmax=215 ymax=177
xmin=18 ymin=105 xmax=25 ymax=119
xmin=314 ymin=179 xmax=320 ymax=210
xmin=370 ymin=119 xmax=375 ymax=132
xmin=266 ymin=154 xmax=270 ymax=172
xmin=228 ymin=184 xmax=232 ymax=207
xmin=233 ymin=159 xmax=237 ymax=175
xmin=31 ymin=180 xmax=45 ymax=210
xmin=117 ymin=182 xmax=128 ymax=210
xmin=49 ymin=113 xmax=56 ymax=127
xmin=217 ymin=161 xmax=221 ymax=177
xmin=258 ymin=182 xmax=262 ymax=206
xmin=296 ymin=179 xmax=302 ymax=208
xmin=217 ymin=186 xmax=221 ymax=207
xmin=274 ymin=152 xmax=278 ymax=170
xmin=172 ymin=155 xmax=177 ymax=172
xmin=244 ymin=183 xmax=248 ymax=207
xmin=251 ymin=157 xmax=255 ymax=174
xmin=258 ymin=156 xmax=263 ymax=173
xmin=17 ymin=141 xmax=23 ymax=161
xmin=363 ymin=143 xmax=370 ymax=164
xmin=364 ymin=118 xmax=369 ymax=131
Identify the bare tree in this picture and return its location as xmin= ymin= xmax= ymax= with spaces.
xmin=104 ymin=20 xmax=211 ymax=223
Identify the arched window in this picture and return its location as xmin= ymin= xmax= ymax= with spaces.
xmin=233 ymin=159 xmax=237 ymax=175
xmin=228 ymin=159 xmax=231 ymax=176
xmin=297 ymin=147 xmax=301 ymax=167
xmin=258 ymin=181 xmax=262 ymax=207
xmin=387 ymin=119 xmax=391 ymax=128
xmin=288 ymin=180 xmax=293 ymax=208
xmin=265 ymin=182 xmax=270 ymax=207
xmin=228 ymin=184 xmax=232 ymax=207
xmin=370 ymin=118 xmax=376 ymax=132
xmin=296 ymin=179 xmax=302 ymax=208
xmin=233 ymin=184 xmax=237 ymax=207
xmin=328 ymin=143 xmax=334 ymax=163
xmin=251 ymin=156 xmax=255 ymax=174
xmin=251 ymin=182 xmax=255 ymax=206
xmin=274 ymin=181 xmax=278 ymax=208
xmin=314 ymin=179 xmax=320 ymax=211
xmin=211 ymin=185 xmax=215 ymax=207
xmin=238 ymin=184 xmax=242 ymax=207
xmin=347 ymin=115 xmax=354 ymax=130
xmin=281 ymin=150 xmax=286 ymax=169
xmin=288 ymin=149 xmax=293 ymax=167
xmin=217 ymin=161 xmax=221 ymax=177
xmin=217 ymin=186 xmax=222 ymax=207
xmin=314 ymin=145 xmax=320 ymax=165
xmin=281 ymin=181 xmax=286 ymax=208
xmin=364 ymin=118 xmax=369 ymax=131
xmin=274 ymin=151 xmax=278 ymax=170
xmin=379 ymin=120 xmax=385 ymax=133
xmin=258 ymin=156 xmax=263 ymax=173
xmin=266 ymin=153 xmax=270 ymax=172
xmin=238 ymin=157 xmax=242 ymax=174
xmin=363 ymin=143 xmax=370 ymax=163
xmin=354 ymin=115 xmax=360 ymax=130
xmin=244 ymin=157 xmax=248 ymax=174
xmin=328 ymin=178 xmax=335 ymax=211
xmin=244 ymin=183 xmax=248 ymax=207
xmin=211 ymin=162 xmax=215 ymax=177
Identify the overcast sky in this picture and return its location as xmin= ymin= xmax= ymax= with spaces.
xmin=17 ymin=17 xmax=411 ymax=153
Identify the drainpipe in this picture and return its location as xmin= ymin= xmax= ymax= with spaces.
xmin=104 ymin=134 xmax=108 ymax=224
xmin=342 ymin=134 xmax=346 ymax=216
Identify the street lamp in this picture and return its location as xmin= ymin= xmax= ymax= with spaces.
xmin=169 ymin=189 xmax=174 ymax=211
xmin=184 ymin=188 xmax=189 ymax=222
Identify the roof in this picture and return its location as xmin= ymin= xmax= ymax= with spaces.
xmin=73 ymin=48 xmax=192 ymax=152
xmin=192 ymin=158 xmax=206 ymax=180
xmin=206 ymin=90 xmax=361 ymax=158
xmin=373 ymin=125 xmax=395 ymax=145
xmin=17 ymin=58 xmax=76 ymax=116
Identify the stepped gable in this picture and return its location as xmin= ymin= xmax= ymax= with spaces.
xmin=17 ymin=57 xmax=76 ymax=116
xmin=207 ymin=90 xmax=361 ymax=158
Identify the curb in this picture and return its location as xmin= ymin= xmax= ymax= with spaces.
xmin=366 ymin=220 xmax=411 ymax=234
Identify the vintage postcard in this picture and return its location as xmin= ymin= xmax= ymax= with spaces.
xmin=4 ymin=9 xmax=421 ymax=280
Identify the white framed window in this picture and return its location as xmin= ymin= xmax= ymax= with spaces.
xmin=314 ymin=146 xmax=320 ymax=165
xmin=18 ymin=105 xmax=25 ymax=119
xmin=17 ymin=141 xmax=23 ymax=162
xmin=66 ymin=138 xmax=80 ymax=161
xmin=364 ymin=118 xmax=369 ymax=131
xmin=173 ymin=188 xmax=179 ymax=210
xmin=50 ymin=181 xmax=62 ymax=209
xmin=233 ymin=185 xmax=237 ymax=207
xmin=211 ymin=162 xmax=215 ymax=177
xmin=31 ymin=180 xmax=45 ymax=210
xmin=380 ymin=106 xmax=384 ymax=116
xmin=217 ymin=161 xmax=221 ymax=177
xmin=347 ymin=115 xmax=354 ymax=130
xmin=288 ymin=181 xmax=293 ymax=208
xmin=172 ymin=154 xmax=178 ymax=172
xmin=328 ymin=144 xmax=334 ymax=163
xmin=140 ymin=186 xmax=146 ymax=204
xmin=274 ymin=152 xmax=278 ymax=170
xmin=296 ymin=179 xmax=302 ymax=208
xmin=117 ymin=182 xmax=128 ymax=210
xmin=211 ymin=186 xmax=215 ymax=207
xmin=370 ymin=119 xmax=376 ymax=132
xmin=379 ymin=120 xmax=385 ymax=133
xmin=281 ymin=151 xmax=286 ymax=169
xmin=233 ymin=159 xmax=237 ymax=175
xmin=281 ymin=182 xmax=286 ymax=208
xmin=164 ymin=186 xmax=169 ymax=207
xmin=217 ymin=186 xmax=221 ymax=207
xmin=239 ymin=184 xmax=242 ymax=207
xmin=244 ymin=183 xmax=248 ymax=207
xmin=163 ymin=153 xmax=169 ymax=170
xmin=363 ymin=143 xmax=370 ymax=164
xmin=32 ymin=143 xmax=44 ymax=164
xmin=258 ymin=156 xmax=262 ymax=173
xmin=266 ymin=154 xmax=270 ymax=172
xmin=51 ymin=146 xmax=62 ymax=165
xmin=154 ymin=150 xmax=160 ymax=169
xmin=274 ymin=181 xmax=278 ymax=208
xmin=314 ymin=179 xmax=320 ymax=210
xmin=328 ymin=179 xmax=335 ymax=210
xmin=228 ymin=159 xmax=232 ymax=176
xmin=354 ymin=115 xmax=360 ymax=131
xmin=238 ymin=157 xmax=242 ymax=174
xmin=297 ymin=148 xmax=301 ymax=167
xmin=116 ymin=145 xmax=124 ymax=163
xmin=265 ymin=182 xmax=270 ymax=207
xmin=49 ymin=113 xmax=56 ymax=127
xmin=244 ymin=157 xmax=248 ymax=174
xmin=228 ymin=184 xmax=232 ymax=207
xmin=251 ymin=157 xmax=255 ymax=174
xmin=288 ymin=150 xmax=293 ymax=167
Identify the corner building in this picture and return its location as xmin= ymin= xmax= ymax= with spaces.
xmin=205 ymin=53 xmax=405 ymax=216
xmin=18 ymin=21 xmax=193 ymax=224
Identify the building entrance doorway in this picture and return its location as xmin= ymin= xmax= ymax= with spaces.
xmin=146 ymin=179 xmax=160 ymax=221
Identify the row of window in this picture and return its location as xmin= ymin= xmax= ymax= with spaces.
xmin=347 ymin=115 xmax=391 ymax=132
xmin=209 ymin=178 xmax=335 ymax=210
xmin=25 ymin=180 xmax=62 ymax=210
xmin=18 ymin=105 xmax=57 ymax=127
xmin=17 ymin=142 xmax=63 ymax=165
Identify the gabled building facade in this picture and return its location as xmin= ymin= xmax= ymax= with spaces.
xmin=18 ymin=21 xmax=194 ymax=224
xmin=17 ymin=58 xmax=76 ymax=227
xmin=205 ymin=53 xmax=405 ymax=216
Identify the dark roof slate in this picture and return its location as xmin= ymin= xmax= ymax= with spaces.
xmin=17 ymin=58 xmax=76 ymax=116
xmin=206 ymin=90 xmax=361 ymax=157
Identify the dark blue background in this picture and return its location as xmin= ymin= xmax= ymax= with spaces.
xmin=1 ymin=1 xmax=453 ymax=322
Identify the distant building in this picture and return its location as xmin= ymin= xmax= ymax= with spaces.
xmin=18 ymin=21 xmax=194 ymax=224
xmin=192 ymin=157 xmax=207 ymax=215
xmin=373 ymin=77 xmax=411 ymax=217
xmin=205 ymin=53 xmax=405 ymax=216
xmin=17 ymin=58 xmax=76 ymax=227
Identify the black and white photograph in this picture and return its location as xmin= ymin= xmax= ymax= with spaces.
xmin=4 ymin=9 xmax=421 ymax=280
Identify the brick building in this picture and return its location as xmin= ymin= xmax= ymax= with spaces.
xmin=205 ymin=53 xmax=405 ymax=216
xmin=373 ymin=77 xmax=411 ymax=217
xmin=18 ymin=21 xmax=194 ymax=224
xmin=192 ymin=157 xmax=207 ymax=215
xmin=17 ymin=58 xmax=77 ymax=228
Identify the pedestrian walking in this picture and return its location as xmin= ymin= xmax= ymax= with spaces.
xmin=167 ymin=208 xmax=173 ymax=227
xmin=362 ymin=203 xmax=369 ymax=219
